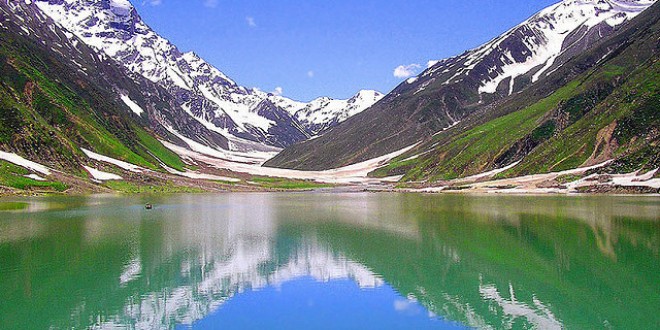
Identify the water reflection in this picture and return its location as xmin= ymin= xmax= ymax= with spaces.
xmin=478 ymin=281 xmax=561 ymax=330
xmin=0 ymin=194 xmax=658 ymax=329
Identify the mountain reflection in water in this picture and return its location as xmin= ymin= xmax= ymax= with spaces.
xmin=0 ymin=194 xmax=658 ymax=329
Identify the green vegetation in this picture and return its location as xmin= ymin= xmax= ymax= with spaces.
xmin=0 ymin=161 xmax=67 ymax=192
xmin=592 ymin=145 xmax=660 ymax=175
xmin=530 ymin=120 xmax=556 ymax=143
xmin=133 ymin=127 xmax=187 ymax=172
xmin=443 ymin=185 xmax=472 ymax=191
xmin=404 ymin=80 xmax=582 ymax=181
xmin=67 ymin=111 xmax=155 ymax=169
xmin=562 ymin=85 xmax=614 ymax=125
xmin=555 ymin=174 xmax=583 ymax=184
xmin=507 ymin=60 xmax=660 ymax=177
xmin=369 ymin=157 xmax=418 ymax=178
xmin=0 ymin=35 xmax=156 ymax=172
xmin=613 ymin=93 xmax=660 ymax=145
xmin=32 ymin=88 xmax=69 ymax=128
xmin=0 ymin=54 xmax=28 ymax=92
xmin=0 ymin=22 xmax=193 ymax=194
xmin=0 ymin=202 xmax=29 ymax=211
xmin=355 ymin=6 xmax=660 ymax=184
xmin=395 ymin=16 xmax=660 ymax=184
xmin=0 ymin=102 xmax=24 ymax=143
xmin=601 ymin=64 xmax=626 ymax=78
xmin=104 ymin=180 xmax=206 ymax=194
xmin=250 ymin=176 xmax=331 ymax=190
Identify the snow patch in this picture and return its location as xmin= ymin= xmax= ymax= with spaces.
xmin=433 ymin=121 xmax=461 ymax=136
xmin=462 ymin=161 xmax=522 ymax=181
xmin=0 ymin=151 xmax=52 ymax=175
xmin=83 ymin=165 xmax=123 ymax=181
xmin=411 ymin=186 xmax=447 ymax=193
xmin=568 ymin=168 xmax=660 ymax=190
xmin=280 ymin=90 xmax=384 ymax=132
xmin=24 ymin=174 xmax=46 ymax=181
xmin=160 ymin=140 xmax=419 ymax=184
xmin=82 ymin=148 xmax=145 ymax=173
xmin=161 ymin=164 xmax=240 ymax=183
xmin=166 ymin=67 xmax=192 ymax=90
xmin=119 ymin=94 xmax=145 ymax=116
xmin=472 ymin=0 xmax=654 ymax=94
xmin=199 ymin=85 xmax=274 ymax=132
xmin=109 ymin=0 xmax=132 ymax=16
xmin=161 ymin=125 xmax=279 ymax=164
xmin=609 ymin=169 xmax=660 ymax=189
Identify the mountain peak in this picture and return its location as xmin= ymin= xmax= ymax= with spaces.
xmin=34 ymin=0 xmax=382 ymax=151
xmin=264 ymin=0 xmax=658 ymax=171
xmin=108 ymin=0 xmax=133 ymax=16
xmin=420 ymin=0 xmax=656 ymax=96
xmin=354 ymin=90 xmax=384 ymax=98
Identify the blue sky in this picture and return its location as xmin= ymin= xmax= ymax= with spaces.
xmin=135 ymin=0 xmax=558 ymax=102
xmin=186 ymin=277 xmax=465 ymax=329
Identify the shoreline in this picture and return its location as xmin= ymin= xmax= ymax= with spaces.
xmin=2 ymin=151 xmax=658 ymax=198
xmin=1 ymin=184 xmax=659 ymax=199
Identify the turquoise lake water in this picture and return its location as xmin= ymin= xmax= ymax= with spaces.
xmin=0 ymin=193 xmax=658 ymax=329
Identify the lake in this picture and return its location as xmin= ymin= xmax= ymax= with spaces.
xmin=0 ymin=193 xmax=658 ymax=329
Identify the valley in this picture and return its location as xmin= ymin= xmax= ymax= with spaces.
xmin=1 ymin=2 xmax=659 ymax=328
xmin=0 ymin=0 xmax=658 ymax=195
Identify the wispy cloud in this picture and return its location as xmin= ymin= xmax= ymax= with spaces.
xmin=142 ymin=0 xmax=162 ymax=6
xmin=246 ymin=16 xmax=257 ymax=28
xmin=393 ymin=63 xmax=421 ymax=79
xmin=272 ymin=87 xmax=283 ymax=96
xmin=307 ymin=70 xmax=314 ymax=78
xmin=203 ymin=0 xmax=218 ymax=8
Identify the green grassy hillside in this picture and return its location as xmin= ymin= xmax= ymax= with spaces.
xmin=0 ymin=5 xmax=192 ymax=192
xmin=373 ymin=3 xmax=660 ymax=183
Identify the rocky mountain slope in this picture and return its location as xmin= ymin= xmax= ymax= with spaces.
xmin=371 ymin=0 xmax=660 ymax=186
xmin=0 ymin=0 xmax=657 ymax=194
xmin=272 ymin=90 xmax=384 ymax=135
xmin=0 ymin=0 xmax=254 ymax=193
xmin=34 ymin=0 xmax=382 ymax=150
xmin=266 ymin=0 xmax=657 ymax=170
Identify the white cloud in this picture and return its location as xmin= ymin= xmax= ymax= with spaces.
xmin=142 ymin=0 xmax=162 ymax=5
xmin=272 ymin=87 xmax=283 ymax=96
xmin=393 ymin=299 xmax=418 ymax=314
xmin=393 ymin=63 xmax=421 ymax=79
xmin=307 ymin=70 xmax=314 ymax=78
xmin=246 ymin=16 xmax=257 ymax=27
xmin=203 ymin=0 xmax=218 ymax=8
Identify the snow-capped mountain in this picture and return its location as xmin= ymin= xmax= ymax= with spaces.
xmin=272 ymin=90 xmax=385 ymax=135
xmin=33 ymin=0 xmax=381 ymax=150
xmin=266 ymin=0 xmax=657 ymax=170
xmin=0 ymin=0 xmax=252 ymax=164
xmin=420 ymin=0 xmax=655 ymax=96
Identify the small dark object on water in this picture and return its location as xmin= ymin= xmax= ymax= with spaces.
xmin=145 ymin=203 xmax=153 ymax=210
